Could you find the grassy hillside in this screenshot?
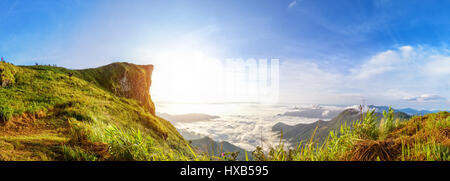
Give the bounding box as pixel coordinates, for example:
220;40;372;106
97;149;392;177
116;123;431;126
273;108;411;145
255;110;449;161
0;61;202;161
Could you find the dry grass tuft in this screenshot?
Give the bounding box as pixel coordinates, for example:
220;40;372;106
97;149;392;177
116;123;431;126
348;140;401;161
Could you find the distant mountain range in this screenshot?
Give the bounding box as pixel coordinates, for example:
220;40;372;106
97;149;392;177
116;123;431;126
272;108;411;146
367;105;440;116
190;137;252;161
276;105;439;120
395;108;438;116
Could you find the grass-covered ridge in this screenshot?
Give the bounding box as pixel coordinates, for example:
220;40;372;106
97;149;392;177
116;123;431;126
0;61;201;161
253;109;449;161
273;108;411;146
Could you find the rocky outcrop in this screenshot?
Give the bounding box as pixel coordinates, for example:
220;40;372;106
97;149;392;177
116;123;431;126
117;64;155;115
77;62;156;115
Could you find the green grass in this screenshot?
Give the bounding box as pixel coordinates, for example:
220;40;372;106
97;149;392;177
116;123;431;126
62;145;99;161
0;133;67;161
252;110;449;161
0;62;199;161
0;62;17;86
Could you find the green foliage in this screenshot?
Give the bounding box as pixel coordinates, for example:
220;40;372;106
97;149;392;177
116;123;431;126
0;134;68;161
0;63;195;161
101;125;203;161
67;119;92;144
251;146;265;161
401;139;450;161
380;107;395;139
254;111;449;161
354;110;379;140
222;151;240;161
425;112;450;130
0;105;14;123
104;125;157;161
0;62;17;87
62;145;98;161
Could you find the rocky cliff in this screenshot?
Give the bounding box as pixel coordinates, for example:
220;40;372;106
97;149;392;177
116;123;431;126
77;62;156;115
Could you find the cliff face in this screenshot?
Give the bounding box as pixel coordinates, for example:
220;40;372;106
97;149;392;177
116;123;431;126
77;62;156;115
115;64;155;115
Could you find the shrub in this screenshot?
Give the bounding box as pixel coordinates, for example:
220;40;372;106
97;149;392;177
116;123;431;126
104;125;161;161
354;110;379;140
0;105;14;123
62;145;98;161
67;119;92;144
381;107;395;138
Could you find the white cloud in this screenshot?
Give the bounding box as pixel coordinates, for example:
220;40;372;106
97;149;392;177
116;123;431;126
402;94;446;102
351;45;450;80
424;55;450;76
351;45;414;79
288;0;297;8
166;103;348;150
281;45;449;109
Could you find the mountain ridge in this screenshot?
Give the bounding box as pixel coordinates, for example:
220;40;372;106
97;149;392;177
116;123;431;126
273;108;411;146
0;61;194;161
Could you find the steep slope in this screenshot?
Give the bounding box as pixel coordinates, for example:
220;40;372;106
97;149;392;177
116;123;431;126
75;62;155;115
273;108;411;146
0;62;193;161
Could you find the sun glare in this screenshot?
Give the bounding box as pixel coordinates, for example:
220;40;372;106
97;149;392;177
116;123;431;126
151;49;225;104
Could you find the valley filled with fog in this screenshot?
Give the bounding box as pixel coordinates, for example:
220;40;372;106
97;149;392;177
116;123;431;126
157;103;355;151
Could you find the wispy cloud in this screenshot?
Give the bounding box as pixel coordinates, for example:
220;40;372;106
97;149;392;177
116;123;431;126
281;45;449;109
351;46;414;79
288;0;297;8
402;94;446;102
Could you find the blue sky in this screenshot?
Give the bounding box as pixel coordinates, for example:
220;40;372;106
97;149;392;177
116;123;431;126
0;0;449;109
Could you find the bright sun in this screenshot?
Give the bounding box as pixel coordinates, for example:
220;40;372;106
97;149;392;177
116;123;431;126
150;49;226;104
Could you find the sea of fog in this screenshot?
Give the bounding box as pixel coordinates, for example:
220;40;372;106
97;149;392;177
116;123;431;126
156;103;357;151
